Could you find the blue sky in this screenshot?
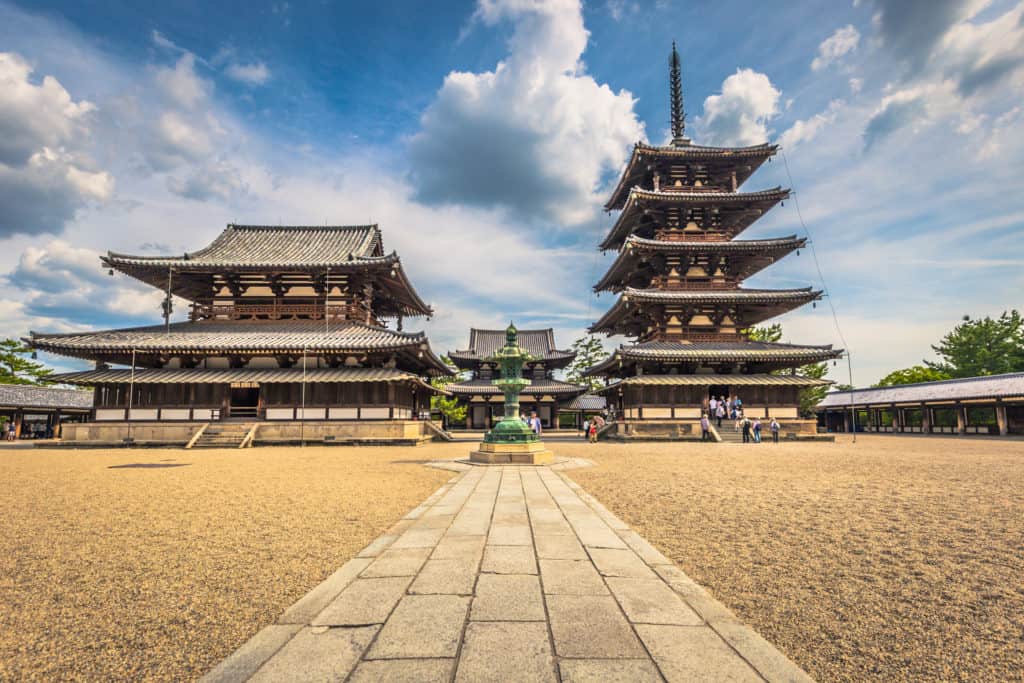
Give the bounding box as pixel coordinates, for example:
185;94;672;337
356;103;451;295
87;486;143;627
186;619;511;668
1;0;1022;384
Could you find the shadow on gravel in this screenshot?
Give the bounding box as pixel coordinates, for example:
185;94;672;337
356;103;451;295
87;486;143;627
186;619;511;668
108;463;192;469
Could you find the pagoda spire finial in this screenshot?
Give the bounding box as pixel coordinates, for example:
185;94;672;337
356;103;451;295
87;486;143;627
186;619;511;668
669;41;688;146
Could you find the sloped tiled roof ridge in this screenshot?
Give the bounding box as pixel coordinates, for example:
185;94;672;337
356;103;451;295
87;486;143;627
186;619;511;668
104;224;387;268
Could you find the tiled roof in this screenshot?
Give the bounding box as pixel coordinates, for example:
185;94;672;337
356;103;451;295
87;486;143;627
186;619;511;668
28;321;452;375
563;394;608;411
48;367;444;393
621;287;819;303
605;142;778;210
449;328;575;368
102;225;434;317
104;224;386;269
594;235;805;292
600;187;790;250
589;287;822;335
0;384;93;410
817;372;1024;408
586;341;842;375
623;235;805;252
596;373;831;394
446;378;586;396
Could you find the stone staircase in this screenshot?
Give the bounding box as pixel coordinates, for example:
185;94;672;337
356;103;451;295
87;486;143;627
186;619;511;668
191;422;255;449
712;423;747;444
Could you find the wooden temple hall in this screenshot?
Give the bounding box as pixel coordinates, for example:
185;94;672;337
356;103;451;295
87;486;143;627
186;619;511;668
28;225;452;446
447;328;585;429
586;45;842;439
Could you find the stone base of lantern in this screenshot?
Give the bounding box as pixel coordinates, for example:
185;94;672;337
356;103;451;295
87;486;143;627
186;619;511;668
470;440;555;464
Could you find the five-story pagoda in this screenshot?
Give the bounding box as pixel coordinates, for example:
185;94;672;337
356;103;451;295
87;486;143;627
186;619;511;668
587;44;842;439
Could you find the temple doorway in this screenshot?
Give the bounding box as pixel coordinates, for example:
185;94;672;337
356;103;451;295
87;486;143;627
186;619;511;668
708;385;730;403
230;386;259;419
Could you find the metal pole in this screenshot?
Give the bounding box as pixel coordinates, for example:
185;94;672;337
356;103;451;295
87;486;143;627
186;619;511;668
126;348;136;444
846;351;856;444
300;348;307;448
166;266;173;334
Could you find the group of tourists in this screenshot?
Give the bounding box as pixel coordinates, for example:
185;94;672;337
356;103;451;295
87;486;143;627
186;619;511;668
581;414;607;443
699;394;782;444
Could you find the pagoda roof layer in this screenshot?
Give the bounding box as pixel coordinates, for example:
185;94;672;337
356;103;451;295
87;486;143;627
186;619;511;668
594;372;831;394
104;224;432;317
586;340;841;376
449;328;575;369
49;367;445;393
446;378;586;396
606;141;779;210
594;235;806;292
600;187;790;251
590;287;822;334
28;320;452;375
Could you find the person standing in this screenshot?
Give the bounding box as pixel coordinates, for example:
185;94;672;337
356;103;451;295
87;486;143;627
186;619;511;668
752;418;762;444
582;418;589;441
700;413;711;442
709;396;718;417
715;402;725;428
741;416;752;443
589;420;598;443
770;417;780;443
529;411;542;435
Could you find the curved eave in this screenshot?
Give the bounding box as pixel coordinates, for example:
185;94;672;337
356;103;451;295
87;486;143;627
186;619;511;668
584;343;842;376
447;350;576;370
588;288;822;334
445;380;586;396
49;367;449;394
604;142;779;211
593;235;807;292
594;373;831;394
599;187;790;251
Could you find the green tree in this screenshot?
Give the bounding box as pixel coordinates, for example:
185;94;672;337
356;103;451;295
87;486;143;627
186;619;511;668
564;335;607;392
430;356;468;427
745;323;783;343
873;365;950;387
745;324;834;417
0;339;53;385
925;310;1024;377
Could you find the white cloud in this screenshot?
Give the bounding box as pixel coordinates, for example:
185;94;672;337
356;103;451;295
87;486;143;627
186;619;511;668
225;61;270;85
408;0;643;225
811;25;861;71
166;157;248;201
0;52;95;166
153;52;210;109
849;77;863;93
695;68;780;146
779;100;844;149
0;52;113;236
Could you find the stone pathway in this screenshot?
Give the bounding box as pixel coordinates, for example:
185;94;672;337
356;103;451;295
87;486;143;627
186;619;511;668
202;466;811;682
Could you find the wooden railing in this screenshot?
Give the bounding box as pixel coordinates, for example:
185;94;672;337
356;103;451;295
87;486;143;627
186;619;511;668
190;302;374;322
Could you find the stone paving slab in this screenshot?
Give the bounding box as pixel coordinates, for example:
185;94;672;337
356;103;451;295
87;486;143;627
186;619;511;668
205;463;813;682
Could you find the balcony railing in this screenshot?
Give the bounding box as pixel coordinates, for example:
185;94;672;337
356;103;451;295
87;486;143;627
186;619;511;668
190;302;374;322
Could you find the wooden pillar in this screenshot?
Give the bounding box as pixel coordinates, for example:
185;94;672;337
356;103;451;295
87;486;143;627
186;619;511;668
921;404;931;434
956;404;966;434
996;404;1008;436
893;404;901;432
13;409;23;439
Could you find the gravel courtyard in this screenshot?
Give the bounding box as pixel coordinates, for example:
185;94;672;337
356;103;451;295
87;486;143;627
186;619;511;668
0;446;450;682
564;435;1024;682
2;437;1021;682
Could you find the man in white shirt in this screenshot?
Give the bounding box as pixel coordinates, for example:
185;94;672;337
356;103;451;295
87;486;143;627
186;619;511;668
529;412;542;435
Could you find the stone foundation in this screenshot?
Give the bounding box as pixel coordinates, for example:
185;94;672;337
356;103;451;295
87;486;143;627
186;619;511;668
603;418;826;442
57;420;438;447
